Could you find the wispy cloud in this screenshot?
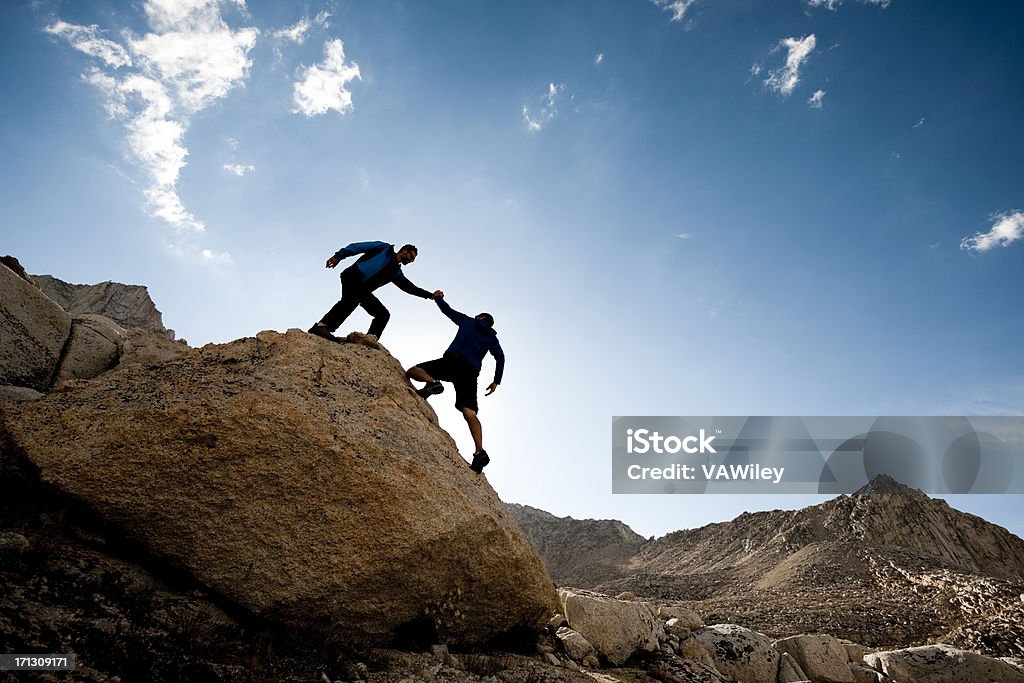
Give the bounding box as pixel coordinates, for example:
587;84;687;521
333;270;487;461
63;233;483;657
763;35;816;97
46;0;259;235
594;53;604;65
201;248;233;264
271;11;330;45
651;0;697;22
914;117;926;128
273;17;311;44
808;89;826;108
523;82;567;132
675;233;692;240
807;0;891;9
44;21;132;68
223;163;255;176
292;38;362;117
960;211;1024;253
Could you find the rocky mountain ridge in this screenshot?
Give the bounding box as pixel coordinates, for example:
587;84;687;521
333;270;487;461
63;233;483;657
508;476;1024;658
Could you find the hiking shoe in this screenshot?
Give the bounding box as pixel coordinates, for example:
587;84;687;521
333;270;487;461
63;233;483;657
307;323;340;342
416;381;444;399
470;450;490;473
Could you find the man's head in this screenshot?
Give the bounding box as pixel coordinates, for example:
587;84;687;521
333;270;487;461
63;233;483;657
397;244;418;265
475;313;494;327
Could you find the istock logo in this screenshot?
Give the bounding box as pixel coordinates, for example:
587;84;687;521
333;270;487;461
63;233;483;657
626;428;717;454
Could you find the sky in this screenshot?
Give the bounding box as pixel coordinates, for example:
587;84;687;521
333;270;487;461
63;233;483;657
3;0;1023;540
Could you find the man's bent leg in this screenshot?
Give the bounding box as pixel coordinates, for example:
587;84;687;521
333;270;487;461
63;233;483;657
318;294;360;333
360;292;391;338
406;366;435;382
460;406;484;454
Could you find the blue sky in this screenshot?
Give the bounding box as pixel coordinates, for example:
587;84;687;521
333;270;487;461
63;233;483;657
3;0;1023;539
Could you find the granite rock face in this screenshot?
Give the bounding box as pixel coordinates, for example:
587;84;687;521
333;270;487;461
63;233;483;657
0;262;71;391
557;589;662;666
693;624;780;683
33;274;175;340
863;644;1024;683
774;634;854;683
53;314;126;383
3;329;558;647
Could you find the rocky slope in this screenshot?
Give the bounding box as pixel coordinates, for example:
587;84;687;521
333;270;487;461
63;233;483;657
511;476;1024;658
506;503;647;586
33;273;175;340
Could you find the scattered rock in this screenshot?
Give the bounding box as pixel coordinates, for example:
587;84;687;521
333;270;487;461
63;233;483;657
0;531;31;556
774;634;854;683
840;639;868;664
548;613;568;630
864;644;1024;683
778;651;809;683
555;627;596;662
661;605;704;630
850;662;889;683
0;385;44;402
558;588;662;666
694;624;780;683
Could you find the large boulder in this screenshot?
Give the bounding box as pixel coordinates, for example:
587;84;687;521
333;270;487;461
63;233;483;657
1;329;558;646
558;589;663;666
774;634;854;683
864;644;1024;683
694;624;780;683
53;314;126;383
32;274;175;340
0;261;71;391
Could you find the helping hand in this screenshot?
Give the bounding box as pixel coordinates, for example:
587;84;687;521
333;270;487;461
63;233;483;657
433;290;444;299
326;256;340;268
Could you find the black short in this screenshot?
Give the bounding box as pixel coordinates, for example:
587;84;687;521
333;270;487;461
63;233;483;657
415;355;480;413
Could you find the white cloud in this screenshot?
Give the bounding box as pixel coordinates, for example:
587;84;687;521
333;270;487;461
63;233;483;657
143;0;246;32
594;53;604;65
764;35;816;97
651;0;697;22
960;211;1024;253
750;63;763;77
128;18;258;113
273;16;311;44
807;0;890;9
223;163;255;176
808;89;826;108
44;21;132;68
523;82;567;133
292;38;362;117
914;117;925;128
201;248;233;264
675;233;692;240
47;0;259;235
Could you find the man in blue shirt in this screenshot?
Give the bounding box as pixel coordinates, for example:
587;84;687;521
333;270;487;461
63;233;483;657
308;241;435;341
406;294;505;474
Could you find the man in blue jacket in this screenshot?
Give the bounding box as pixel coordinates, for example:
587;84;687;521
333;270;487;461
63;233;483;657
406;294;505;474
308;241;435;341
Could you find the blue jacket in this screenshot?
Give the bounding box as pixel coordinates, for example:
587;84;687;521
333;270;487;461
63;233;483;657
334;241;431;297
436;298;505;385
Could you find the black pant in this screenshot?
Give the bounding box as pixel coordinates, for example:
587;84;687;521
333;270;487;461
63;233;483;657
320;268;391;338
